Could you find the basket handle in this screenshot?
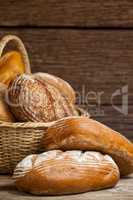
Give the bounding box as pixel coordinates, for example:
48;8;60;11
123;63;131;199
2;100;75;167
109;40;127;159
0;35;31;74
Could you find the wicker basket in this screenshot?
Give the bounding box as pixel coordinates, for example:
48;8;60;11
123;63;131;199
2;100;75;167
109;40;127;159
0;35;89;174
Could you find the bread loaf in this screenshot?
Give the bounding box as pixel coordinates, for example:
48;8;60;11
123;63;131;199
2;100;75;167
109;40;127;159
13;150;119;195
7;74;78;122
43;116;133;176
0;51;25;86
34;72;76;103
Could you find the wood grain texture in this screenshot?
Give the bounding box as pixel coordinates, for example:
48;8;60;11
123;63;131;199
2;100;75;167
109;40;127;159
0;175;133;200
1;0;133;27
0;29;132;105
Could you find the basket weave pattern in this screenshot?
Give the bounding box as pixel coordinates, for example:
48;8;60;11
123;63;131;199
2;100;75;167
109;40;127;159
0;107;89;174
0;35;45;173
0;35;89;174
0;122;48;173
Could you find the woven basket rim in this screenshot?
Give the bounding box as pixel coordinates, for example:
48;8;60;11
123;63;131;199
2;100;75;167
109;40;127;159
0;117;87;129
0;121;52;128
0;116;90;129
0;117;82;129
0;106;89;128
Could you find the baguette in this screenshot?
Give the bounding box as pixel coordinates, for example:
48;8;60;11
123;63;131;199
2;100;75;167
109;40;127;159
43;116;133;176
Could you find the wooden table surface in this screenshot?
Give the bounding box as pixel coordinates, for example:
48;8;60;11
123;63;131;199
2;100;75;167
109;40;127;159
0;175;133;200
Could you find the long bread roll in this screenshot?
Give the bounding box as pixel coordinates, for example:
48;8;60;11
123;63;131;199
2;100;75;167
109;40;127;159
43;116;133;176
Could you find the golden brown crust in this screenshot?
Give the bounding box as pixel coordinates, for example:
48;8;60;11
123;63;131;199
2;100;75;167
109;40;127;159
34;72;76;104
13;150;119;195
43;116;133;176
7;74;77;122
0;51;25;86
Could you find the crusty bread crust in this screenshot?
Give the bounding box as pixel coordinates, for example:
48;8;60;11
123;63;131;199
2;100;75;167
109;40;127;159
13;150;119;195
43;117;133;176
34;72;76;104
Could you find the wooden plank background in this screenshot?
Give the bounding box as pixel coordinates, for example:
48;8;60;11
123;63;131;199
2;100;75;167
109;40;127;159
1;0;133;27
0;1;133;139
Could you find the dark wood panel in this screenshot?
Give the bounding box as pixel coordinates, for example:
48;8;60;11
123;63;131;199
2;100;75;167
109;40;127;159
1;175;133;200
0;29;133;105
0;29;133;104
1;1;133;27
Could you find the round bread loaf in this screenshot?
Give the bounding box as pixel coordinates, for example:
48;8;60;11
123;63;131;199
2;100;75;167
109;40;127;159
7;74;77;122
34;72;76;104
13;150;119;195
43;116;133;176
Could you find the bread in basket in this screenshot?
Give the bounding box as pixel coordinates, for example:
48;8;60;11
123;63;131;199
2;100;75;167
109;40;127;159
0;35;89;174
